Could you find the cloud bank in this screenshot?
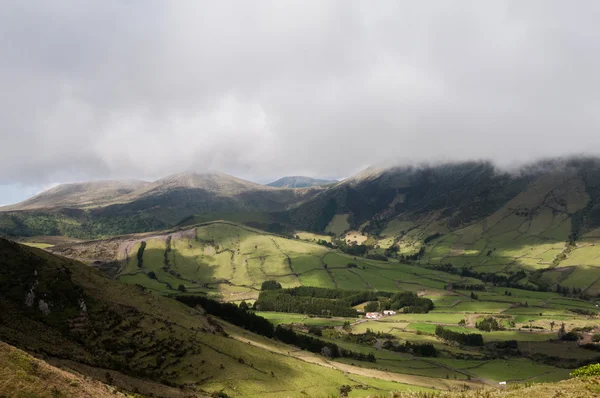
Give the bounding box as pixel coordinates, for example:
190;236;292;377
1;0;600;196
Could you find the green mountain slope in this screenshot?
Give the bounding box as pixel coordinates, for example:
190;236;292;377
0;237;447;397
0;172;324;239
48;221;483;300
278;158;600;295
0;340;140;398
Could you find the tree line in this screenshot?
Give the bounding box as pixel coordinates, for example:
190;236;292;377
136;241;146;268
382;340;438;357
449;283;486;291
430;264;545;292
254;290;359;317
254;287;434;316
275;325;375;362
435;325;484;346
176;295;275;337
476;317;503;332
176;295;375;363
364;291;434;313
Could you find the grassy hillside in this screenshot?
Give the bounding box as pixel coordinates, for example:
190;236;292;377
0;340;140;398
368;377;600;397
49;221;481;300
47;221;600;309
269;158;600;296
5;228;600;396
0;237;459;397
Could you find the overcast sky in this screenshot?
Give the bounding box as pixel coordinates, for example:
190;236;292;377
2;1;600;205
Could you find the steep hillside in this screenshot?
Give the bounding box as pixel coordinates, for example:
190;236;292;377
0;341;138;398
0;180;148;211
101;172;323;226
287;158;600;236
1;237;450;397
285;161;534;233
267;176;337;188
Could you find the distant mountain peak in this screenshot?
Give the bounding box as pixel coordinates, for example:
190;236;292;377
267;176;337;188
0;179;148;211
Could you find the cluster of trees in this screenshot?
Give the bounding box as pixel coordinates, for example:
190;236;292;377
176;295;275;337
476;317;503;332
450;283;485;291
366;253;388;262
275;325;375;362
315;239;334;249
264;286;389;306
317;327;393;345
556;284;587;299
423;233;442;244
136;241;146;268
364;297;434;314
254;290;359;317
375;292;434;313
335;240;368;256
384;245;399;258
568;308;597;316
261;280;282;291
431;264;545;292
254;287;433;316
163;237;172;270
382;340;438;357
435;326;484;346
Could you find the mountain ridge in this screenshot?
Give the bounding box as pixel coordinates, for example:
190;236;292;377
3;157;600;243
267;176;338;188
0;179;149;211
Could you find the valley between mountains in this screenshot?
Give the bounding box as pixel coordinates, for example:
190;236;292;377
3;159;600;397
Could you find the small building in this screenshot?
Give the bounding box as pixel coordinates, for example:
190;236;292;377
365;312;381;319
383;310;396;316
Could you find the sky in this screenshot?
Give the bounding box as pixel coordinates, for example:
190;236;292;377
2;1;600;205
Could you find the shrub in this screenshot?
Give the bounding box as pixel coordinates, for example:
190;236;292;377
136;241;146;268
571;363;600;377
561;331;581;341
339;385;352;397
476;317;503;332
364;301;379;312
365;253;388;262
261;280;282;290
592;333;600;343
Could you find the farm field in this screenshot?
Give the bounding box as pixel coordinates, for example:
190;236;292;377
36;220;600;395
87;221;495;301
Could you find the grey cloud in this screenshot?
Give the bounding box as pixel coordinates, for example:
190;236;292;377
1;0;600;194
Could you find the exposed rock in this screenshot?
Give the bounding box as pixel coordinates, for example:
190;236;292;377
38;299;50;315
24;289;35;307
78;298;87;313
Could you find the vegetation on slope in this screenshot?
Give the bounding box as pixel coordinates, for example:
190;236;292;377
0;341;140;398
0;237;445;397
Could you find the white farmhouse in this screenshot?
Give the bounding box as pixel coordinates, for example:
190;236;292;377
383;310;396;316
